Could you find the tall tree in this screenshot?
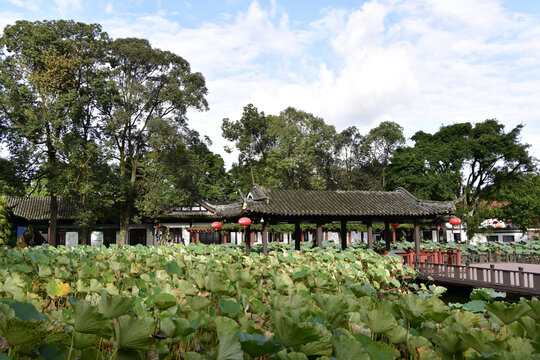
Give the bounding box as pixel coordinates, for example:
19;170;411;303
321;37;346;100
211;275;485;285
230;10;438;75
102;37;208;244
0;20;109;245
364;121;405;190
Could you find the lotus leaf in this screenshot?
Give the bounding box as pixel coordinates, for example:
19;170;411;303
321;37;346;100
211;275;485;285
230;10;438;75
100;292;133;319
217;334;243;360
484;302;529;325
5;301;45;321
152;293;177;310
330;335;369;360
45;279;70;298
431;327;467;354
365;310;397;334
219;300;243;318
237;331;281;357
271;311;320;348
72;300;113;338
113;315;153;351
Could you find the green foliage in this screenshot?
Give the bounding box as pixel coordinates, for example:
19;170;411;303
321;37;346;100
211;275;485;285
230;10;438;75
0;197;11;245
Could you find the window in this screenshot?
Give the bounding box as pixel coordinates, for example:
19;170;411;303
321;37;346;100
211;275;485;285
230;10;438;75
453;233;461;243
503;235;515;243
488;235;499;242
423;230;433;240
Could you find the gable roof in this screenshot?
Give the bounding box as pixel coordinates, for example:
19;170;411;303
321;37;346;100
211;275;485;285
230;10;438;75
4;196;77;221
205;185;455;219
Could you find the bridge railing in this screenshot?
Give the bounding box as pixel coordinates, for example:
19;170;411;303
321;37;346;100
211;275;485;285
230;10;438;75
391;249;462;269
464;252;540;265
415;261;540;296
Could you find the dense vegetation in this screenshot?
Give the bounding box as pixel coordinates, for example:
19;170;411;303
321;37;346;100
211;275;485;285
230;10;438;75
0;245;539;359
0;19;538;244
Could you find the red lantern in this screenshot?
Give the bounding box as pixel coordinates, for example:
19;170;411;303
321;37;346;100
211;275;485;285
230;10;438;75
437;225;441;231
390;223;400;228
211;221;222;230
449;218;461;226
157;223;162;228
492;220;498;224
238;217;252;227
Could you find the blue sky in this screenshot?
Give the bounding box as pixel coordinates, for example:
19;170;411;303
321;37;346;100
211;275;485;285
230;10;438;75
2;0;540;166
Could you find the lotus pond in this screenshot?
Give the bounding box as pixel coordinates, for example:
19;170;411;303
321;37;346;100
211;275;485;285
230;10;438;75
0;244;539;359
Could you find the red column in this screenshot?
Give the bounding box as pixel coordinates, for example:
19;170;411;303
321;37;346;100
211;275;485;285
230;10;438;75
250;232;254;245
196;232;199;244
223;233;227;244
276;233;280;243
349;232;352;244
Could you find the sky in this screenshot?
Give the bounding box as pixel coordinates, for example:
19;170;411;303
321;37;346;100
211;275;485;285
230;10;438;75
2;0;540;167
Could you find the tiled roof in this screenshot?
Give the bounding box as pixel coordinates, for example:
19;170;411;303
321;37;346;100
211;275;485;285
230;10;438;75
4;196;77;221
210;185;455;219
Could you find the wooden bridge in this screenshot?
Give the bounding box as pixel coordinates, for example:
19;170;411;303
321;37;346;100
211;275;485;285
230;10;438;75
393;249;540;296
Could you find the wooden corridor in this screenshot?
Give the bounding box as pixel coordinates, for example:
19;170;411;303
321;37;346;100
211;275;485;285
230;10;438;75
395;250;540;296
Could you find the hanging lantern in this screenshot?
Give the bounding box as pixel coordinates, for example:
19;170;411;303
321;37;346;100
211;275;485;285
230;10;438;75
211;221;222;230
390;223;400;228
157;223;162;228
238;217;252;227
437;225;441;231
449;218;461;226
492;220;498;224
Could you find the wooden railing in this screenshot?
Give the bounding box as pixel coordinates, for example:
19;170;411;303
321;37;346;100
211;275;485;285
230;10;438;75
415;261;540;296
464;252;540;265
391;249;462;269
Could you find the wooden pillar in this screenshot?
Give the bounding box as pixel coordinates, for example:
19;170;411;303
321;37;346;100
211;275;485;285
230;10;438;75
294;223;301;250
245;227;251;255
250;232;254;245
301;232;305;243
414;220;421;253
276;233;280;243
348;232;352;244
325;231;328;240
340;220;347;250
316;223;323;248
384;222;391;251
223;232;227;244
262;222;268;255
392;229;396;243
196;232;199;244
367;222;373;249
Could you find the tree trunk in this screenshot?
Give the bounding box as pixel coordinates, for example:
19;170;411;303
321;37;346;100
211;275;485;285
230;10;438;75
118;206;130;245
49;193;58;246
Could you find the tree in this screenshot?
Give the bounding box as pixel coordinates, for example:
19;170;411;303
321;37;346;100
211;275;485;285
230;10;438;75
364;121;405;190
388;119;535;235
222;104;272;187
102;37;208;244
223;105;337;191
332;126;364;190
0;20;110;245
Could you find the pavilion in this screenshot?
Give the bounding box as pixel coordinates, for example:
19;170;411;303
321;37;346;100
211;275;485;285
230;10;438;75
202;185;456;254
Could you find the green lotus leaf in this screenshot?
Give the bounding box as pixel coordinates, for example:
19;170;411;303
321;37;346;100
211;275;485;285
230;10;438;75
274;274;293;293
459;300;485;313
113;315;153;351
349;283;376;298
160;316;198;338
384;325;408;344
72;300;113;338
249;299;268;314
237;331;281;357
271;311;319;348
0;353;12;360
431;327;466;354
330;335;369;360
100;292;133;319
298;338;333;357
217;334;243;360
182;352;202;360
485;302;528;325
166;262;183;277
187;296;211;311
470;288;506;302
365;310;397;334
212;316;240;336
176;280;197;296
219;300;243;318
46;279;70;298
526;300;540;321
152;293;177;310
71;331;100;349
365;341;400;360
273;350;309;360
517;316;539;339
6;301;45;322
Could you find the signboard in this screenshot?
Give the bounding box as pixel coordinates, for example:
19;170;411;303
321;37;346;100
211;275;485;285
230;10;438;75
65;232;78;249
91;231;104;248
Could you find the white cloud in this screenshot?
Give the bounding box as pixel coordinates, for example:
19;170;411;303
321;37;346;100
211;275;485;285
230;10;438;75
100;0;540;166
5;0;39;10
54;0;81;15
105;3;114;14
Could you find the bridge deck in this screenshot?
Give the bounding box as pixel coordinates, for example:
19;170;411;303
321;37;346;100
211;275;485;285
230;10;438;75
414;261;540;296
